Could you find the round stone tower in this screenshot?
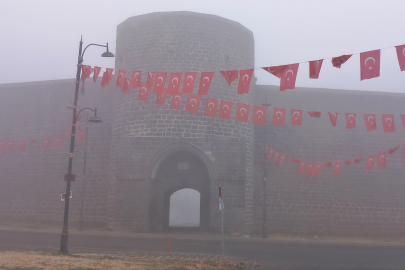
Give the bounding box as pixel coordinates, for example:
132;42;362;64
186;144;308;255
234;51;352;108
107;11;255;233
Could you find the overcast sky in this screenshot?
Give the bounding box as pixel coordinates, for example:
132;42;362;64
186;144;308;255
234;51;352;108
1;0;405;92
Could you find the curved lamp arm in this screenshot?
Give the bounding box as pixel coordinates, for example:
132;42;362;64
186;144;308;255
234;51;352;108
81;43;108;58
77;107;96;116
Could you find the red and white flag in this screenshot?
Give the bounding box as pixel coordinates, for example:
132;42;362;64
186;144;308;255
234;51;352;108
363;114;377;131
309;60;323;79
280;64;299;91
0;141;4;151
156;89;167;106
198;72;215;95
5;140;14;151
153;72;167;94
366;155;375;170
354;158;363;164
17;140;26;150
204;97;219;118
42;138;49;149
116;69;126;87
122;78;131;94
138;83;151;102
360;50;380;80
272;151;280;163
253;105;267;125
182;72;197;93
235;103;250;123
314;162;323;176
237;69;254;94
306;162;315;175
289;157;299;164
131;71;141;88
81;65;93;80
332;55;352;68
262;65;287;78
298;160;306;174
328;112;338;127
378;151;387;168
185;94;201;114
146;72;156;89
333;161;342;176
388;146;400;154
267;148;274;160
93;66;101;83
308;111;321;118
291;110;303;126
278;154;286;166
272;108;286;126
346;113;356;129
395;44;405;71
170;94;183;110
345;160;353;165
167;72;182;95
101;68;114;88
382;114;395;133
218;100;233;120
220;70;238;86
53;137;62;148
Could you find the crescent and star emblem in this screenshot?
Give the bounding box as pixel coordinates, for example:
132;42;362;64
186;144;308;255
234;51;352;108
140;87;147;95
186;75;194;86
256;110;263;118
267;67;276;73
276;111;283;119
190;99;197;107
134;73;139;81
223;105;229;112
174;95;181;103
172;77;179;85
293;111;300;119
242;74;249;84
157;76;164;86
380;155;385;161
368;116;374;123
365;57;376;70
208;102;215;110
348;114;355;123
240;108;246;115
368;158;373;165
385;117;393;126
285;69;294;81
202;76;210;87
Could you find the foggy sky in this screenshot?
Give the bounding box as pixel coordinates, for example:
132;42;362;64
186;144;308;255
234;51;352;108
1;0;405;92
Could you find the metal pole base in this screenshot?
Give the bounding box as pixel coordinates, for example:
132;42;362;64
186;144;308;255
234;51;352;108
59;229;69;254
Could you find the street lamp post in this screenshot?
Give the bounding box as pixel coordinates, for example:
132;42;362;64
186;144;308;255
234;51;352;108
78;113;89;231
59;37;113;254
262;100;271;239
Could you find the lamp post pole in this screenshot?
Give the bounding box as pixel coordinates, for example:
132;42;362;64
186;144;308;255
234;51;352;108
78;113;89;231
262;100;271;239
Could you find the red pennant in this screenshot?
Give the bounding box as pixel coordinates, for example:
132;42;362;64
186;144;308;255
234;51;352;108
278;154;286;166
363;114;377;131
185;94;201;114
346;113;356;129
81;65;93;80
138;83;151;102
31;139;38;143
153;72;167;94
167;72;182;95
198;72;215;95
17;140;26;150
289;157;299;164
220;70;238;86
325;162;332;168
267;148;274;160
235;103;250;123
237;69;254;94
42;138;50;149
280;64;299;91
131;71;141;88
332;55;352;68
204;97;219;118
170;94;183;110
272;108;286;126
308;111;321;118
309;60;323;79
378;151;387;168
272;152;280;163
218;100;233;120
0;141;4;151
116;69;126;87
395;44;405;71
291;110;303;126
100;71;108;88
328;112;338;127
253;105;267;125
354;158;363;164
388;146;400;154
333;161;342;176
93;66;101;83
146;72;156;89
306;162;315;175
53;137;62;148
182;72;197;93
298;160;306;174
156;89;167;106
314;162;323;176
366;155;375;170
5;140;14;151
101;68;114;88
344;160;352;165
360;50;380;80
122;78;131;94
262;65;287;78
382;114;395;133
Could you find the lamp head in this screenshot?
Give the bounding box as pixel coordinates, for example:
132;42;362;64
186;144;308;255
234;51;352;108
101;43;114;58
88;108;102;123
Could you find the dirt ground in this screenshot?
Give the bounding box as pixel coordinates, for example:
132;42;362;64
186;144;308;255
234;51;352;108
0;251;249;270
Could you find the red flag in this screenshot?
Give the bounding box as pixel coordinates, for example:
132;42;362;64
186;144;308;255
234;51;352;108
78;130;85;142
42;138;49;149
272;151;280;163
272;108;286;126
262;65;287;78
116;69;126;87
346;113;356;129
382;114;395;133
289;157;299;164
400;115;405;129
307;111;321;118
345;160;353;165
183;72;197;93
306;162;315;175
235;103;250;123
253;105;267;125
185;94;201;114
170;94;183;110
17;140;26;150
278;154;286;166
101;68;114;88
138;83;151;102
280;64;299;91
146;72;156;89
291;110;303;126
153;72;167;94
378;151;387;168
0;141;4;151
5;140;14;151
363;114;377;131
237;69;254;94
198;72;215;95
360;50;380;80
395;44;405;71
220;70;238;86
122;78;131;94
204;97;219;118
333;161;342;176
298;160;306;174
156;89;167;106
366;155;375;171
131;71;141;88
81;65;93;80
167;72;182;95
328;112;338;127
325;162;333;168
53;137;62;148
309;60;323;79
218;100;233;120
93;66;101;83
267;148;274;160
354;158;363;164
314;162;323;176
388;146;400;154
332;54;352;68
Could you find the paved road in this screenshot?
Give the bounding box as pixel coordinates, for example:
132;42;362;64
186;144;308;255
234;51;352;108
1;229;405;269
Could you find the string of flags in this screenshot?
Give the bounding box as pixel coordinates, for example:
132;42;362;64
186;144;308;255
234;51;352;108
0;136;69;151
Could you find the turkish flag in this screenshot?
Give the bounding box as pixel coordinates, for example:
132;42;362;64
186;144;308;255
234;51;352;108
308;111;321;118
253;105;267;125
53;137;62;148
354;158;363;164
204;97;219;118
309;60;323;79
0;141;4;151
325;162;333;168
235;103;250;123
267;148;274;160
360;50;380;80
5;140;14;151
382;114;395;133
81;65;93;80
122;78;131;94
198;72;215;95
93;66;101;83
17;140;26;150
366;155;375;171
291;110;303;126
153;72;167;94
346;113;356;129
170;94;183;110
220;70;238;86
278;154;286;166
156;89;167;106
237;69;254;94
218;100;233;120
185;94;201;114
328;112;338;127
42;138;49;149
182;72;197;93
272;108;286;126
289;157;299;164
363;114;377;131
314;162;323;176
298;160;306;174
388;146;400;154
395;44;405;71
280;64;299;91
400;115;405;129
378;151;387;168
306;162;315;175
116;69;126;87
131;71;141;88
138;83;151;102
333;162;342;176
344;160;353;165
332;55;352;68
272;151;280;163
167;72;182;95
262;65;287;78
146;72;156;89
101;68;114;88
